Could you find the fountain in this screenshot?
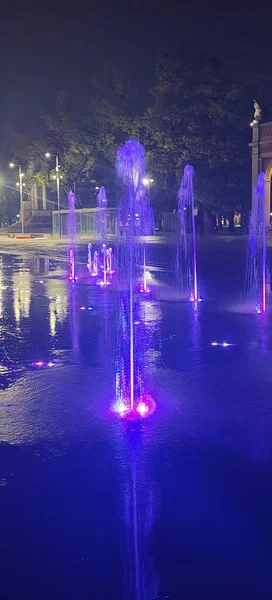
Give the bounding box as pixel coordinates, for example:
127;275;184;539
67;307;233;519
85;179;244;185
85;187;114;285
87;243;92;273
176;165;201;302
114;139;155;416
96;243;111;287
106;247;114;274
92;251;99;276
68;191;77;281
246;171;268;313
96;185;108;243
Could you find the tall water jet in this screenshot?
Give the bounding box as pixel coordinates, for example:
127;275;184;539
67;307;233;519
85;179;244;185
92;251;99;276
87;243;92;273
96;186;108;243
177;165;200;302
106;247;113;273
68;191;77;281
116;141;155;291
97;243;111;287
115;139;155;415
246;172;267;313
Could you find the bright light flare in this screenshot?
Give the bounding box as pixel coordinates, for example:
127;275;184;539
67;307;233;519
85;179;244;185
211;341;232;348
137;402;149;416
96;280;111;287
190;294;203;302
33;360;56;368
112;394;156;420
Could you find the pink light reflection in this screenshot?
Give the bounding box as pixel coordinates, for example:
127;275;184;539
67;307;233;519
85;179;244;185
112;394;156;420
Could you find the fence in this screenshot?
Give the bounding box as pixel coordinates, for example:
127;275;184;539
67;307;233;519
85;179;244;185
52;208;116;236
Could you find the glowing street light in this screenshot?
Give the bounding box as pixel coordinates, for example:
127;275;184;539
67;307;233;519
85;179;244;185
10;163;25;233
142;176;154;199
45;152;61;237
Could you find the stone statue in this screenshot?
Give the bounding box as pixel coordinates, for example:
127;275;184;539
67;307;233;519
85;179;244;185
253;99;262;121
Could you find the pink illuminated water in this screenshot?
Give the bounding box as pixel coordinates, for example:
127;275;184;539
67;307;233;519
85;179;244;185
68;191;76;281
115;140;155;416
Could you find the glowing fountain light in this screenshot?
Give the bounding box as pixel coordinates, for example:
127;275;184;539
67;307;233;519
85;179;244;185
33;361;55;368
137;401;149;416
211;341;233;347
113;394;156;420
246;172;267;313
177;165;201;302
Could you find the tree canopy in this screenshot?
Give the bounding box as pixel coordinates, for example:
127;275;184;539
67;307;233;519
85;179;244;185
9;53;269;217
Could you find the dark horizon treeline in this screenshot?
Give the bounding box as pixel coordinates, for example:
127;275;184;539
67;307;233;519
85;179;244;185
2;49;272;224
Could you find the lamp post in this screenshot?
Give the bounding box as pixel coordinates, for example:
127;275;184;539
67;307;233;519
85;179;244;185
142;176;154;200
10;163;24;234
45;153;61;238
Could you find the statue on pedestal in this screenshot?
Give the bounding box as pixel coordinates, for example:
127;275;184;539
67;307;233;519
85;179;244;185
253;99;262;124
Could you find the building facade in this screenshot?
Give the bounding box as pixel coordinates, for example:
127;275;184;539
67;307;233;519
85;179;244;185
250;120;272;225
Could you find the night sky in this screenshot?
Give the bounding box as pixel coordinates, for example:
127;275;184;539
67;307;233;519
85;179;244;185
1;0;272;146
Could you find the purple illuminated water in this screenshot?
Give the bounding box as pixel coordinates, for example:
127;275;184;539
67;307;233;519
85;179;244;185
87;243;92;273
177;165;199;301
246;172;267;313
92;250;99;276
68;191;76;281
115;140;155;415
96;185;108;243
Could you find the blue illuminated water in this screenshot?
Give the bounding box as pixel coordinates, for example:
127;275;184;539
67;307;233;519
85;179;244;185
0;237;272;599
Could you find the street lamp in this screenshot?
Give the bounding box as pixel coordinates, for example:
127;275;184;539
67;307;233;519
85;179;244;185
10;163;24;234
142;176;154;199
45;152;61;237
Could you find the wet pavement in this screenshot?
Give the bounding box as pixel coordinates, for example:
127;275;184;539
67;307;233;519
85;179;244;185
1;238;272;599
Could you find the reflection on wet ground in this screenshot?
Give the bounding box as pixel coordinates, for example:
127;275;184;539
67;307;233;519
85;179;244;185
1;239;272;599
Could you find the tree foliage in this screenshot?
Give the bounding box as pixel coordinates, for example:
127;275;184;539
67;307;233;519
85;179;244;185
10;53;268;218
140;52;252;214
0;193;19;226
